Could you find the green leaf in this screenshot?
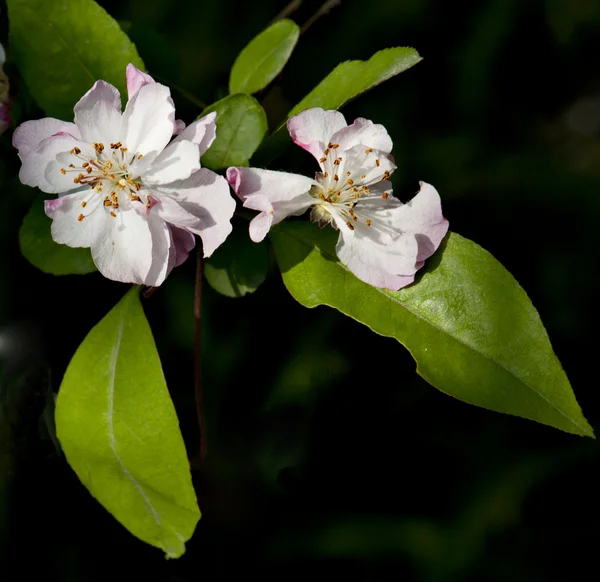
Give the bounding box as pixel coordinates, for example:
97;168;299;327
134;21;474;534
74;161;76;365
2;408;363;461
199;94;268;170
254;46;422;164
7;0;144;119
204;224;270;298
55;288;200;558
270;222;593;437
19;195;97;275
229;18;300;95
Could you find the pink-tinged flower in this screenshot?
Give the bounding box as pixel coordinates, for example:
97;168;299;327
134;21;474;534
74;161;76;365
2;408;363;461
13;64;235;286
227;108;448;290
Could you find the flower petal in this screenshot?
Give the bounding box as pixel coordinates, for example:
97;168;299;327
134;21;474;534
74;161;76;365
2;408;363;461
171;111;217;156
73;80;122;145
13;118;81;160
43;140;98;193
46;191;108;248
151;168;235;256
122;82;175;156
287;108;347;162
336;227;419;290
173;119;186;135
142;140;200;185
227;166;315;241
23;134;93;193
168;225;196;268
339;144;396;187
249;213;274;243
330;117;393;154
396;181;449;263
125;63;155;99
91;207;171;286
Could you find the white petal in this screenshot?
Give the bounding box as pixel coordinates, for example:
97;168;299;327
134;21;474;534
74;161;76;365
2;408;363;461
249;213;273;243
336;228;419;290
13;118;80;159
340;144;396;186
126;64;155;99
330;117;393;154
46;191;108;248
43;141;98;193
122;82;175;156
73;81;122;145
151;168;235;257
227;166;315;239
395;181;449;262
91;207;171;286
142;140;200;185
171;111;217;156
287;108;347;162
22;135;93;193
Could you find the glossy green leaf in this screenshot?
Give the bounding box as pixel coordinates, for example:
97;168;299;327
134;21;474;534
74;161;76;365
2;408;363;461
270;222;593;437
229;18;300;95
7;0;144;119
199;94;268;170
55;288;200;558
254;46;422;164
205;225;270;298
19;195;97;275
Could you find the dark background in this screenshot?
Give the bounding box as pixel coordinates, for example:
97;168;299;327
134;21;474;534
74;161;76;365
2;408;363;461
1;0;600;579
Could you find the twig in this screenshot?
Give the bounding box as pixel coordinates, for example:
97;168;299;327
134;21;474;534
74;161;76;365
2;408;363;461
271;0;304;24
194;250;207;462
301;0;342;34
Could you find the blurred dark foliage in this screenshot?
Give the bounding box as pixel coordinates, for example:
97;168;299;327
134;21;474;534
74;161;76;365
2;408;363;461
1;0;600;579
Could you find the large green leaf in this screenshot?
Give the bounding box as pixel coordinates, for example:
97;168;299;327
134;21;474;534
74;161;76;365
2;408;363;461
254;46;422;164
19;195;97;275
7;0;144;119
270;222;593;437
55;287;200;558
229;18;300;95
204;224;270;298
200;94;268;170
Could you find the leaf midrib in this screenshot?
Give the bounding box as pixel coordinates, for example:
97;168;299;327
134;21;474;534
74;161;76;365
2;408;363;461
277;227;589;434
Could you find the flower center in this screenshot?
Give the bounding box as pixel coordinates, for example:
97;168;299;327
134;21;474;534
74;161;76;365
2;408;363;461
60;142;148;221
310;142;389;231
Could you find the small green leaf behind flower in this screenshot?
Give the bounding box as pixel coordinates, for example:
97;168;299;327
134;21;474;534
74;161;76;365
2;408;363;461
55;287;200;558
229;18;300;95
270;221;594;438
199;94;268;170
20;195;97;275
254;46;422;164
205;224;270;298
6;0;144;119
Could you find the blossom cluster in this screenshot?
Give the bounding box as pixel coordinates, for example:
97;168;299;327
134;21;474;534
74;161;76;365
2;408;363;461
13;65;448;291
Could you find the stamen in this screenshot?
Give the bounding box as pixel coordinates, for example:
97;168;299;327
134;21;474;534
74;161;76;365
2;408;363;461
382;192;389;200
346;221;355;231
366;219;372;226
110;211;117;218
319;157;327;163
347;178;354;185
81;201;87;208
77;214;85;222
382;170;390;180
375;159;381;167
365;148;373;154
60;168;66;175
334;174;339;181
93;143;104;154
110;142;122;149
70;147;81;155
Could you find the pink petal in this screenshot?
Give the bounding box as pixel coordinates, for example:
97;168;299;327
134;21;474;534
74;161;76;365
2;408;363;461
396;182;449;262
249;213;274;243
45;191;108;248
91;207;171;286
330;117;393;154
168;225;196;268
286;108;347;162
151;168;235;257
13;118;80;159
173;119;186;135
122;82;175;156
73;81;122;145
227;166;316;241
171;111;217;156
142;140;200;185
126;64;155;99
